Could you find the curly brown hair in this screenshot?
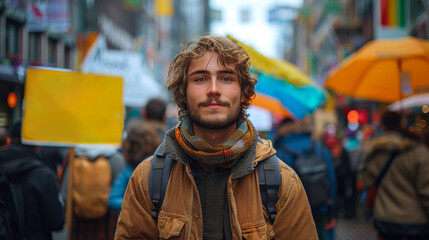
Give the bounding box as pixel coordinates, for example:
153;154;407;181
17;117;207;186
122;121;161;163
166;35;257;120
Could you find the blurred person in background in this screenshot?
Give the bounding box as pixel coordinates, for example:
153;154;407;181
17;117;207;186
109;121;161;211
274;117;336;240
358;111;429;240
38;146;65;180
115;35;317;239
0;127;9;151
422;127;429;149
323;127;355;219
0;121;64;239
142;98;168;140
61;145;125;240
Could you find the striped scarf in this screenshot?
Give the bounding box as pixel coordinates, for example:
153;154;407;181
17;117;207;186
175;116;253;165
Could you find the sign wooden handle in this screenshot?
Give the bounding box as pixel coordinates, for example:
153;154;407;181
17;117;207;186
66;147;75;230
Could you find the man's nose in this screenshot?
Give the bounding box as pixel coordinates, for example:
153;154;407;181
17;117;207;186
207;78;221;97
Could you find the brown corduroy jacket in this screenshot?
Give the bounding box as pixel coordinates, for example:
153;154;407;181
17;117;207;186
114;133;317;239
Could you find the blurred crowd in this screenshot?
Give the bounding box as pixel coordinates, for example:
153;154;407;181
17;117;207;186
1;98;429;240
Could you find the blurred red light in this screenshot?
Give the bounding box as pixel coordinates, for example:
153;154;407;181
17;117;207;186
347;110;359;124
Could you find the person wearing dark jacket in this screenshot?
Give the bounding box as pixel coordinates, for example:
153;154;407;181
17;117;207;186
0;122;65;240
274;117;337;240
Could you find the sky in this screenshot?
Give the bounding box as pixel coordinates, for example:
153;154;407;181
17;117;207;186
210;0;303;58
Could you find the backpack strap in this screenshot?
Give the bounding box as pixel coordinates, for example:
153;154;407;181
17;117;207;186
375;149;400;187
149;141;174;219
257;154;281;224
149;138;282;224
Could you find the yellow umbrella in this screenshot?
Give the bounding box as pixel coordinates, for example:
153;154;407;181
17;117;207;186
227;35;313;87
325;36;429;103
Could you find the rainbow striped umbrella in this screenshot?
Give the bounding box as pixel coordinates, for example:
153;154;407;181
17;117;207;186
228;36;327;120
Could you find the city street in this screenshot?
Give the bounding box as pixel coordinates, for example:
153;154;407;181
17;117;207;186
336;218;377;240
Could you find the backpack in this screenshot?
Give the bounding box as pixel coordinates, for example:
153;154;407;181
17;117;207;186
0;158;44;240
149;141;281;223
278;141;332;209
72;156;111;219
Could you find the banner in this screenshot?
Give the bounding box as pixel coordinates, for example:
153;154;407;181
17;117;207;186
76;32;99;70
22;67;124;146
81;35;165;107
48;0;69;32
27;1;48;32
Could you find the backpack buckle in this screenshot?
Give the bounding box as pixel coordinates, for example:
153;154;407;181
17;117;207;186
151;209;160;219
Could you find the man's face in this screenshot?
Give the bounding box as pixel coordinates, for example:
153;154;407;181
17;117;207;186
186;51;244;129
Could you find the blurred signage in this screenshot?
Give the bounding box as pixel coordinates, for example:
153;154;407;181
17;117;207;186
122;0;143;10
81;35;164;107
380;0;405;28
27;1;48;32
48;0;70;33
210;9;222;22
98;15;135;50
269;6;298;23
22;67;124;146
324;0;341;14
5;0;25;8
374;0;408;39
76;32;99;70
154;0;174;17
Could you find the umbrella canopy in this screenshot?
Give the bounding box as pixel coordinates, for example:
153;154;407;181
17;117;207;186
325;36;429;103
388;93;429;111
228;35;327;120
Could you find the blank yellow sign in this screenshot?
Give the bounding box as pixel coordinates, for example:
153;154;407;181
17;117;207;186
22;67;124;146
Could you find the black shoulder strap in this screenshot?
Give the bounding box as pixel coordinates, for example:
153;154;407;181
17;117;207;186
257;154;281;224
9;179;25;236
375;149;400;186
149;138;282;223
149;141;174;219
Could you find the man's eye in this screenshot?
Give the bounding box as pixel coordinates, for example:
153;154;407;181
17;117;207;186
195;77;206;82
221;77;233;82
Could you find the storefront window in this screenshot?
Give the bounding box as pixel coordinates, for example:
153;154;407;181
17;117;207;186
64;45;73;69
5;18;23;64
48;38;58;66
29;32;43;66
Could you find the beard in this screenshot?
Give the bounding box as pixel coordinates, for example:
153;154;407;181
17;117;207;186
188;98;241;130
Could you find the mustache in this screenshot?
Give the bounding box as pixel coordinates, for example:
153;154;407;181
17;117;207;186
198;98;229;107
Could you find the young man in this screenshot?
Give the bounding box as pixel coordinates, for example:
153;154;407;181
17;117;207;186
115;35;317;239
